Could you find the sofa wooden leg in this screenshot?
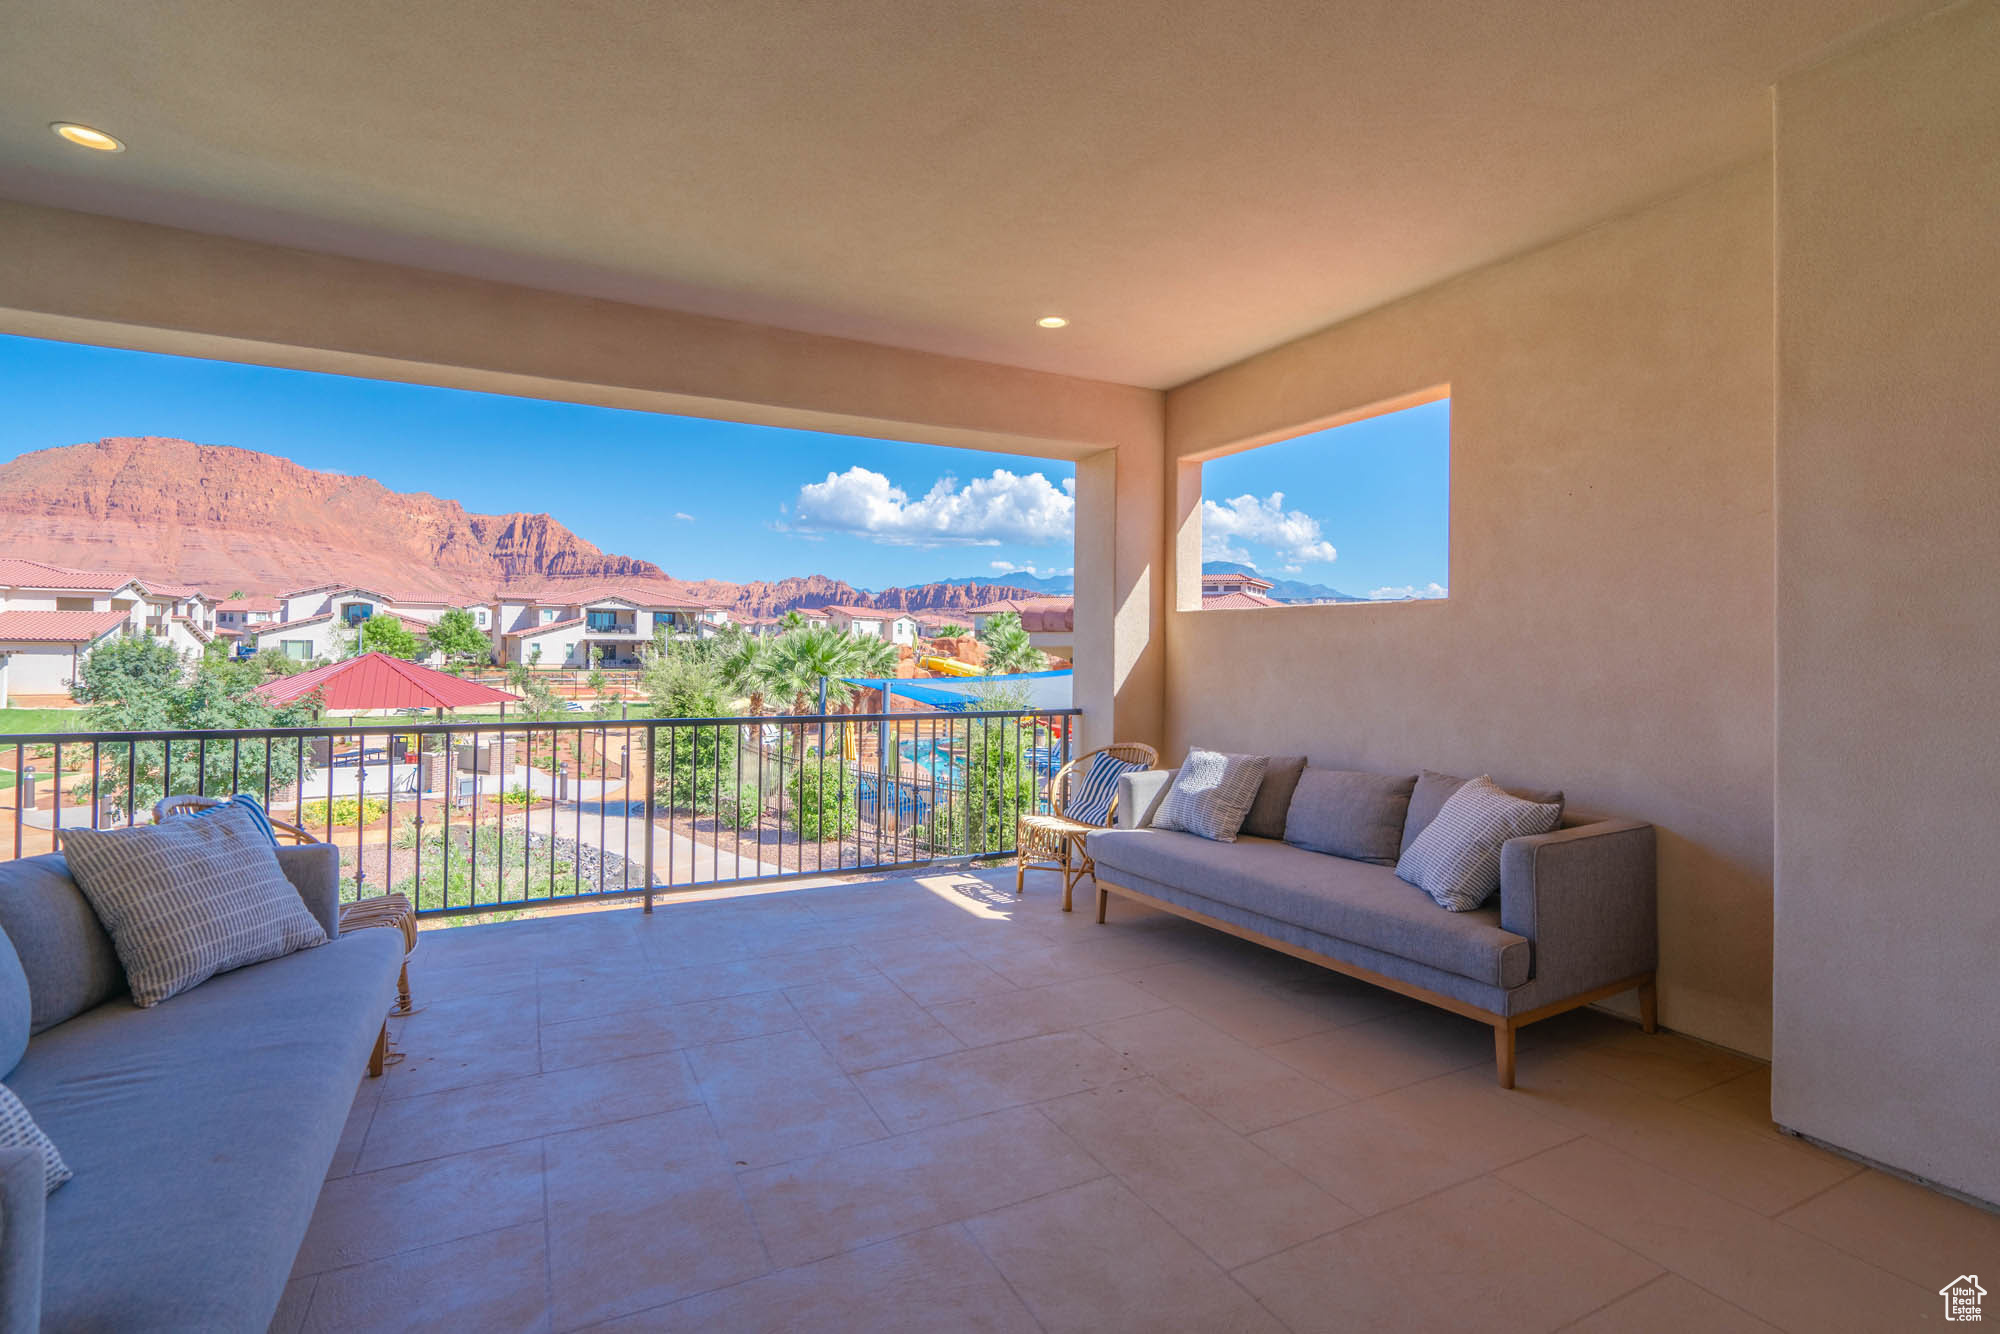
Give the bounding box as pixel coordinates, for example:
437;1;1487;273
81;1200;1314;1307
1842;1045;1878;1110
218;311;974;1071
369;1022;387;1078
1095;884;1108;925
1493;1023;1516;1089
1638;977;1658;1034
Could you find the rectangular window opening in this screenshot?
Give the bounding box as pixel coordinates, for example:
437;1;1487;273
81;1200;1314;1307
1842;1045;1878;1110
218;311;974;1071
1194;393;1448;610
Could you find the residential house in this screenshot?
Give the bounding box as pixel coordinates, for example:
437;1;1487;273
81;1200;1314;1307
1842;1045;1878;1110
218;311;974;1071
0;560;216;700
489;588;726;667
821;605;919;645
254;584;488;661
212;594;285;646
964;596;1075;658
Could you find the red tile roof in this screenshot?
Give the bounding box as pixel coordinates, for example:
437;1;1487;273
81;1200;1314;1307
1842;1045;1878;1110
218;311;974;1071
0;559;140;592
0;609;132;643
254;653;520;711
820;605;892;619
510;616;584;638
221;595;285;613
1201;590;1284;609
1201;571;1276;591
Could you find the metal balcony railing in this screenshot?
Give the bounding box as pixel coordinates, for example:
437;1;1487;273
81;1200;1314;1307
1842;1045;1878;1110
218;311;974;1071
1;708;1080;918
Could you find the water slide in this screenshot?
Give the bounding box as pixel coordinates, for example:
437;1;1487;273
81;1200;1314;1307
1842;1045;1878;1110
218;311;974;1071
918;654;982;676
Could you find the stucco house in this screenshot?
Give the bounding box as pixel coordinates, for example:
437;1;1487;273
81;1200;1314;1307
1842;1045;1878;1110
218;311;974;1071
490;588;727;667
820;604;919;645
0;560;217;701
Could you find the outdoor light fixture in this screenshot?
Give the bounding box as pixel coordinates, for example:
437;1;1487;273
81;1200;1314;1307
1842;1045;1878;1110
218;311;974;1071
51;123;124;152
1036;316;1068;328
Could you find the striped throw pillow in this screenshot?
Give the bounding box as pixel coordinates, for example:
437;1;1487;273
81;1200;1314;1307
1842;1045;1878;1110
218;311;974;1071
0;1080;71;1195
58;802;328;1007
1395;775;1562;911
1152;749;1268;842
185;792;279;846
1064;752;1146;826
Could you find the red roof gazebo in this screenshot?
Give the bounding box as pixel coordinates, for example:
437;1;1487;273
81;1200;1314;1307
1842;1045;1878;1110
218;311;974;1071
254;652;520;714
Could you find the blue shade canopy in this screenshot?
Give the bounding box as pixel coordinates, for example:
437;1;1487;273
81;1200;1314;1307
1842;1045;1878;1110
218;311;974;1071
845;669;1072;712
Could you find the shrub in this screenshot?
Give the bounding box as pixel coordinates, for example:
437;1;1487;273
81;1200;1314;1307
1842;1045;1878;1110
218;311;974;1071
786;749;857;842
299;795;389;828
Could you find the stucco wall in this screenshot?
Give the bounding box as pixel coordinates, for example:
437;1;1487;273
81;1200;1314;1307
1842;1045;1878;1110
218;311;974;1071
1771;1;2000;1204
1164;164;1778;1056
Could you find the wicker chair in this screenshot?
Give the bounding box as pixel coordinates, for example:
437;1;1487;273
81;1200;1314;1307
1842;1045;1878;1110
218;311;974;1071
1015;742;1159;912
152;794;420;1034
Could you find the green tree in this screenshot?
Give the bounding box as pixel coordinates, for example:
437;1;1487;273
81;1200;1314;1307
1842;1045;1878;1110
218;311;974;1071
71;637;318;818
424;608;492;665
252;648;303;678
846;635;899;681
977;611;1048;675
918;686;1036;855
777;609;808;633
717;632;772;714
931;622;970;640
643;646;754;824
358;614;424;660
761;624;861;716
785;740;857;841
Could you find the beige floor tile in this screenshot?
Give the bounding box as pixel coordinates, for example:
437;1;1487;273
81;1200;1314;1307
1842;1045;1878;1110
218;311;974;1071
382;992;544;1099
544;1105;770;1329
1264;1006;1494;1099
539;990;801;1072
1122;959;1398;1048
1092;1006;1346;1133
1251;1069;1577;1216
928;974;1167;1047
784;974;964;1072
740;1104;1103;1267
965;1177;1287;1334
1042;1078;1358;1267
602;1224;1042;1333
1562;1029;1761;1100
269;1276;315;1334
325;1083;379;1178
1562;1274;1781;1333
1778;1167;2000;1288
360;1051;701;1170
1237;1175;1659;1334
1679;1064;1776;1128
870;941;1020;1006
301;1220;550;1334
657;944;877;1004
686;1028;887;1167
297;1139;545;1275
1497;1137;1931;1333
853;1030;1138;1132
536;962;665;1026
1464;1054;1858;1215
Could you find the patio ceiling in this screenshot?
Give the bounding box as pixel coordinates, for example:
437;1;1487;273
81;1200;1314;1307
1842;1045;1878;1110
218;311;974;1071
0;0;1938;388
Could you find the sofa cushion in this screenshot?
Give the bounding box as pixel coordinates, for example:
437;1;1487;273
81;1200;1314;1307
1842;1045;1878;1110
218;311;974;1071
0;1082;69;1195
0;926;27;1079
1152;749;1268;842
1088;827;1530;988
59;804;328;1007
1240;756;1306;841
7;926;403;1333
1065;751;1147;826
1398;776;1563;911
1283;769;1417;865
0;855;125;1035
1401;770;1565;856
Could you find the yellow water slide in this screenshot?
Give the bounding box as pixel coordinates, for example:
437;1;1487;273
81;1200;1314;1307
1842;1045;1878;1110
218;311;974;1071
918;655;982;677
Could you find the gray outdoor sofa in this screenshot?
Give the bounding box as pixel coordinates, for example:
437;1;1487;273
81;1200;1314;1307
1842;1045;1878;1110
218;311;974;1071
1086;767;1657;1086
0;844;403;1333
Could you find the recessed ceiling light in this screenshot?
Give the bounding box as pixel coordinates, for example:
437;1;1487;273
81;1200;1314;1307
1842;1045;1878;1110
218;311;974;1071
52;123;124;152
1036;316;1068;329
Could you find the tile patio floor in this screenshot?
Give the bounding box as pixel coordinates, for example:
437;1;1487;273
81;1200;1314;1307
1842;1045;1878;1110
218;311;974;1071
277;868;1995;1332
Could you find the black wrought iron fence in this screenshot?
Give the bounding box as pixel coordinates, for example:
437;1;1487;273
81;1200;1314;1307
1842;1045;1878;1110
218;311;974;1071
1;708;1079;918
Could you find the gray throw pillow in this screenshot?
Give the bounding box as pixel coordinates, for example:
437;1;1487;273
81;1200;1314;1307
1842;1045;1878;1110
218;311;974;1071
1400;770;1565;856
1283;769;1418;865
1152;749;1268;843
1396;775;1563;911
58;804;328;1007
0;1081;70;1195
1240;756;1307;840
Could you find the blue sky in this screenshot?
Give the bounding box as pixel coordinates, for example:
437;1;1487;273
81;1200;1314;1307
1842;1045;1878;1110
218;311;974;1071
0;334;1446;596
1201;398;1450;598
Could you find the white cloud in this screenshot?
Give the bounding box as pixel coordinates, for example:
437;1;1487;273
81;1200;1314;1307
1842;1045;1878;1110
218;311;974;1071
1201;492;1336;566
672;512;694;522
990;560;1073;578
1366;583;1448;601
793;467;1075;547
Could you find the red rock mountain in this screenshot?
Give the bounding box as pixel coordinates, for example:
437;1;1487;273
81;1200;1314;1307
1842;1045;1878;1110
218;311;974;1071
0;437;1042;616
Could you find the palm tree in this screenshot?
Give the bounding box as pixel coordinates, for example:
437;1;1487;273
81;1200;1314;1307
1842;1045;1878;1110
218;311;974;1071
777;609;809;633
762;625;860;716
847;636;899;681
718;634;772;714
977;611;1048;676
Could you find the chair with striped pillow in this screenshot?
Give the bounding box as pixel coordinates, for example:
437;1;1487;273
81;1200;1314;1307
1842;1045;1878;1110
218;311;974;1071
1015;742;1158;912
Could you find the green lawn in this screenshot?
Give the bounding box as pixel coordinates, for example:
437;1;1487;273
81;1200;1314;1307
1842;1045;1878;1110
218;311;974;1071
0;707;81;738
